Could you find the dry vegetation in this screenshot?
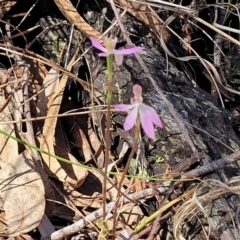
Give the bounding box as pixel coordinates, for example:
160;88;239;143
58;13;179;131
1;0;240;239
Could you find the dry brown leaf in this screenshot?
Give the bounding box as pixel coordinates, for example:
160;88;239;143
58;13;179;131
0;70;55;217
0;151;45;237
40;54;88;188
119;203;145;228
54;146;88;188
54;0;102;41
87;119;104;166
114;174;131;188
65;170;119;207
15;234;35;240
74;118;104;165
0;0;17;19
0;93;18;161
132;178;146;191
65;182;102;209
0;204;7;235
43;68;60;99
36;68;60;118
76;127;93;162
40;73;71;180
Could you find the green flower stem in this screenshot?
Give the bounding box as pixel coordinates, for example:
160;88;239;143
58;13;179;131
112;114;141;234
107;54;113;81
102;54;113;220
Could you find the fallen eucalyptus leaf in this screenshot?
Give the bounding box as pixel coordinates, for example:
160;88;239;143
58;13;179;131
0;151;45;236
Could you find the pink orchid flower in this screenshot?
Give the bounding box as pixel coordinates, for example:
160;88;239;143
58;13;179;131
90;37;144;65
115;85;163;139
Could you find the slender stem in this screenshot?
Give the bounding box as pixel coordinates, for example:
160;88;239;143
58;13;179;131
112;115;141;234
102;54;113;220
107;54;113;80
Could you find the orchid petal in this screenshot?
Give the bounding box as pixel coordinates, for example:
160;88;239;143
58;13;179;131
98;52;109;57
141;104;162;127
139;107;155;139
124;106;139;131
149;107;163;128
115;104;134;111
114;54;123;65
90;38;107;53
114;47;144;55
139;104;162;139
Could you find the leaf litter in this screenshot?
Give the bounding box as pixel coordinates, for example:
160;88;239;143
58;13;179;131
1;0;240;239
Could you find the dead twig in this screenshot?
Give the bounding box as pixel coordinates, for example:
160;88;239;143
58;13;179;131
50;180;171;239
182;151;240;179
